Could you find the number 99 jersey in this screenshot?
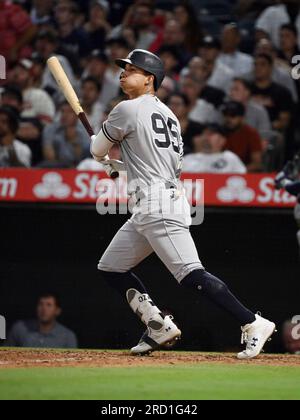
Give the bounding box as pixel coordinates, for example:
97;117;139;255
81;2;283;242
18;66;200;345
102;94;184;193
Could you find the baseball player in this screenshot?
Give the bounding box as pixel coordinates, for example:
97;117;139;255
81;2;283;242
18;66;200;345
91;49;276;359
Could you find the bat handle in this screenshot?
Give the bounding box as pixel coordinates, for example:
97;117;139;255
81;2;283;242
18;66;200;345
78;112;119;179
78;112;94;137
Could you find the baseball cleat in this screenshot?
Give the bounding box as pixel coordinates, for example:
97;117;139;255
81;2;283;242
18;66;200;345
130;315;182;355
237;314;276;360
126;288;181;355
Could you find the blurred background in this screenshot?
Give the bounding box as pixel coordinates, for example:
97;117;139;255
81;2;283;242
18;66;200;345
0;0;300;354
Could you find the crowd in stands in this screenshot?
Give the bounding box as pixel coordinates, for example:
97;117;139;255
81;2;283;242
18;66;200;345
1;0;300;173
6;292;78;348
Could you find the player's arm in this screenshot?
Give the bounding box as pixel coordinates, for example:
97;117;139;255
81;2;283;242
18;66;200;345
90;129;113;163
91;100;135;164
91;128;125;175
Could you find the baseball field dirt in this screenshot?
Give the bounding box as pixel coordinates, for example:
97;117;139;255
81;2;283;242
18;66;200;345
0;349;300;400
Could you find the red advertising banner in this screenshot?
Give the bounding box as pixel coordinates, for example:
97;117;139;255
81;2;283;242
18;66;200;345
0;169;297;208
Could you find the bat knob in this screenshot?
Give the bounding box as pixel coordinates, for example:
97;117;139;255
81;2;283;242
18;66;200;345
110;170;119;179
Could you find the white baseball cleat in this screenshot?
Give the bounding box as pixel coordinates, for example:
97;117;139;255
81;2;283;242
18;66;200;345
126;288;181;355
238;314;276;360
130;315;182;355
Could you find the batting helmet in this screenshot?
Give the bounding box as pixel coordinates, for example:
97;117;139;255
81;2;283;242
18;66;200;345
115;49;165;91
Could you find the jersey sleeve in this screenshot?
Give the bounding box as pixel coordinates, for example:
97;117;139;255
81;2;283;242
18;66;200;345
102;100;137;144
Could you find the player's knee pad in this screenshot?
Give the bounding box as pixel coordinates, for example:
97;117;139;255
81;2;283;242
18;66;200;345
181;269;229;297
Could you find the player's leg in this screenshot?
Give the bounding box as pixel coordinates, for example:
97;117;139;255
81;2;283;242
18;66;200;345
142;219;275;359
143;220;253;323
181;270;276;359
98;219;181;354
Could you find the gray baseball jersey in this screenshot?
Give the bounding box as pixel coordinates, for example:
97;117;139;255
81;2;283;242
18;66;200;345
102;94;183;193
99;94;203;282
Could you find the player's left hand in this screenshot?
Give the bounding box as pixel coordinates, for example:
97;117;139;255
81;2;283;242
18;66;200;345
104;159;125;172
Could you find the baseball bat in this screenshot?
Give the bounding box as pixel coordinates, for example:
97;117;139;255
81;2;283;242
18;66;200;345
47;56;119;179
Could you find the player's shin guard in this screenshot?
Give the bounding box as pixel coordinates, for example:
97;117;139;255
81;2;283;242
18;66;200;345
127;288;181;355
99;270;165;329
126;288;164;327
181;270;256;326
99;270;181;354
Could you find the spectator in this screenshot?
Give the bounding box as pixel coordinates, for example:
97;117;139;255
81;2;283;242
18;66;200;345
156;76;176;103
30;55;48;89
173;2;203;54
42;102;90;168
199;35;235;93
151;19;191;69
30;0;55;27
0;0;37;65
129;2;157;50
0;105;31;168
121;26;138;50
183;56;226;108
0;85;43;165
158;46;181;81
82;50;109;85
180;74;222;125
219;23;254;77
254;38;298;102
10;59;55;125
282;320;300;354
222;101;263;172
256;0;300;49
182;124;247;174
234;0;272;21
34;30;77;104
110;1;157;50
84;0;111;52
100;37;130;107
167;93;204;154
6;292;78;348
80;77;104;134
229;78;273;138
54;0;91;60
252;54;294;132
107;0;134;27
278;23;300;64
